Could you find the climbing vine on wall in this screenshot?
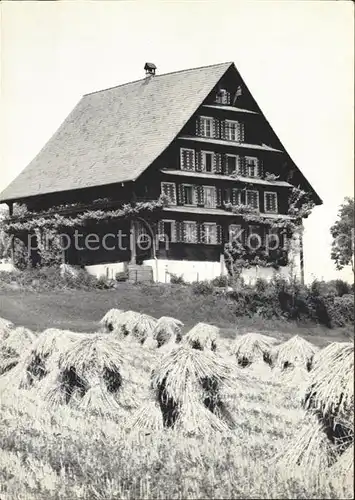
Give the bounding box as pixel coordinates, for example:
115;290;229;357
3;195;169;267
3;195;169;234
223;186;315;281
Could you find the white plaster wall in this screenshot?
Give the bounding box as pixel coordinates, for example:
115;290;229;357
85;262;126;280
0;259;17;273
84;243;301;284
143;258;227;283
240;243;302;285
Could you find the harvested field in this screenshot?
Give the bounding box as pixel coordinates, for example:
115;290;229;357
0;290;353;499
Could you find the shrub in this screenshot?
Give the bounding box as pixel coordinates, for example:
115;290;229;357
210;275;230;287
331;279;352;297
191;280;214;296
0;265;115;291
327;294;354;327
170;273;186;285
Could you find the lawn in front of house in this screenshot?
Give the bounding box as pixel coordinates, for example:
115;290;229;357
0;284;352;346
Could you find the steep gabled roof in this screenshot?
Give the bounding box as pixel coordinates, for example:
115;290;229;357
0;60;322;205
0;62;233;202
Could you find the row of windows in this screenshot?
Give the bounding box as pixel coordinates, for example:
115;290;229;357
180;148;260;178
158;220;221;245
196;116;245;142
158;219;283;247
161;182;278;213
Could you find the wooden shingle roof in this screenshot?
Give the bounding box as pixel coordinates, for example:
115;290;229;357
0;62;233;202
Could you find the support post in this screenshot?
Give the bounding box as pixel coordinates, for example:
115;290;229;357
130;219;136;265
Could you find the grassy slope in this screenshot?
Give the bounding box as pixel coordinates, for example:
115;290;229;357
0;284;352;346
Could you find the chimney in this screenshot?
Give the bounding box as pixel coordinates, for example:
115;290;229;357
144;62;157;76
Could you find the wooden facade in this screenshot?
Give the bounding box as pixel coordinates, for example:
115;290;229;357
0;62;322;280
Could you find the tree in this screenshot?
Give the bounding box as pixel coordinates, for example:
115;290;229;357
330;197;354;274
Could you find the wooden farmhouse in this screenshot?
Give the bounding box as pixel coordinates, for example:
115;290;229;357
0;62;322;283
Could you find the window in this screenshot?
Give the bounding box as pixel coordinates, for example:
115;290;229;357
226;154;238;175
161;182;177;205
202;223;217;244
180;148;195;170
201;151;214;173
225;120;243;142
183;221;197;243
246;190;259;210
264;192;278;213
232;188;243;206
229;224;243;243
158;220;176;243
203;186;216;208
245;157;259;178
182;184;197;205
224;188;232;204
200;116;214;138
215;89;231;105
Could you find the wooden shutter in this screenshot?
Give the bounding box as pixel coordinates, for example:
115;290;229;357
195;151;203;172
216;188;222;208
239;157;247;176
197;222;203;244
236;155;242;175
213;118;219;139
175;221;183;242
196;185;204;206
195;117;202;137
178;184;185;205
221;120;226;140
217;225;223;244
171;221;177;242
214;153;222;174
158;220;164;241
238;122;245;142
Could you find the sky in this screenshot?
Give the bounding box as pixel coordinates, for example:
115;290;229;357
0;0;354;283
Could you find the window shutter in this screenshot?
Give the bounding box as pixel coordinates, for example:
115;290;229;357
195;151;203;172
213;118;219;139
158;220;164;239
221;120;226;140
175;221;183;242
236;155;242;175
197;222;203;243
193;223;198;243
216;188;222;208
232;188;242;206
239;157;247;176
178;184;185;205
182;222;187;242
196;185;204;205
195;117;201;137
181;149;187;169
192;186;198;205
258;159;263;178
239;122;245;142
217;225;223;244
214;153;222;174
171;221;177;242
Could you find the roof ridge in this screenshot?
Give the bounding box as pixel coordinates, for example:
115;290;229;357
83;61;233;97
